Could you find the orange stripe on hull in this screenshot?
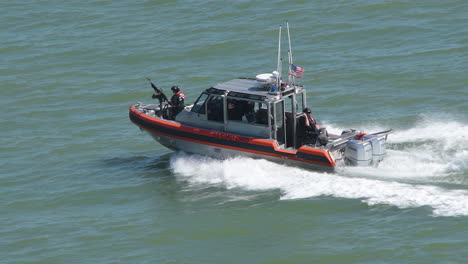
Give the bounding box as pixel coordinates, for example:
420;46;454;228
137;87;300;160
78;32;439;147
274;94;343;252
130;105;335;168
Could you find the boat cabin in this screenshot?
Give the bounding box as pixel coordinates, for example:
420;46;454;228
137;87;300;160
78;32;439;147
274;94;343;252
176;77;307;149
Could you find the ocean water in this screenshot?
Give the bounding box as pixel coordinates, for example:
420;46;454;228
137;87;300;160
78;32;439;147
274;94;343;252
1;1;467;263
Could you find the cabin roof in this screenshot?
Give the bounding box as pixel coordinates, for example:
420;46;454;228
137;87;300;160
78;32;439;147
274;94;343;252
213;78;267;95
208;78;303;102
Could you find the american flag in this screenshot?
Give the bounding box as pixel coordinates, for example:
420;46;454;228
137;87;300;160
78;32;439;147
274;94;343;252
290;64;304;78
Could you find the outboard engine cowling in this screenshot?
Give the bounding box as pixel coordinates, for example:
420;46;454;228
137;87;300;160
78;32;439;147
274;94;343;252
344;140;373;166
362;134;387;166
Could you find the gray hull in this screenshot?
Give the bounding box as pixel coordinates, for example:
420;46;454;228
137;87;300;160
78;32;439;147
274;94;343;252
146;130;334;171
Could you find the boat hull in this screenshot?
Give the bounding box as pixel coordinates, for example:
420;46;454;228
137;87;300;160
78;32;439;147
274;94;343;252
129;105;336;171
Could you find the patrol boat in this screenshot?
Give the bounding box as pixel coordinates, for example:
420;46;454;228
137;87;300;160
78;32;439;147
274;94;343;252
129;26;393;171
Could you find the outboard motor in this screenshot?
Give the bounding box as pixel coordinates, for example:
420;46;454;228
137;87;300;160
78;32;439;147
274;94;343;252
344;140;373;166
361;134;387;166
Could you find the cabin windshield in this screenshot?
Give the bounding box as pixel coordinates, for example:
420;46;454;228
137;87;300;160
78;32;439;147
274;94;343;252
191;92;209;114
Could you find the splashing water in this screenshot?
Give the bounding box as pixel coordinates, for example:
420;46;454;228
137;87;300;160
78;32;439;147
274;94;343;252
326;118;468;178
170;119;468;217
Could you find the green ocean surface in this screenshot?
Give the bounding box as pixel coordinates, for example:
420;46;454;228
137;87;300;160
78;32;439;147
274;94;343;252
1;1;467;263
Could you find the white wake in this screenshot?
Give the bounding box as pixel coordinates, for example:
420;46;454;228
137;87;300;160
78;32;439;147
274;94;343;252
170;118;468;217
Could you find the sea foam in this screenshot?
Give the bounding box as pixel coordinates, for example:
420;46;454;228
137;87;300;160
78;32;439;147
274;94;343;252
170;119;468;217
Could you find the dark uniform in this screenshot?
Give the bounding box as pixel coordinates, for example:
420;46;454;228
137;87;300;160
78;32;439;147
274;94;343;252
170;86;185;119
227;99;243;120
297;107;320;147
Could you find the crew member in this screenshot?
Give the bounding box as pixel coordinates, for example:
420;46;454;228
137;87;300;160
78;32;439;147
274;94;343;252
170;86;185;118
227;99;243;120
297;107;320;146
243;101;255;122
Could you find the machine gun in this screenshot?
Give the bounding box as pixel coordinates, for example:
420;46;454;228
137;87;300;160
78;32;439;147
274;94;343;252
146;78;174;119
147;78;171;106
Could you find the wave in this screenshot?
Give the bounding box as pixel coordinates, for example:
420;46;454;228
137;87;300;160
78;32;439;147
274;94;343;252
325;117;468;177
169;118;468;217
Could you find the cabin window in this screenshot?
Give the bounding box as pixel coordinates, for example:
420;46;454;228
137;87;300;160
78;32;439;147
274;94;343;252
191;92;209;114
274;100;286;145
207;95;224;122
274;101;284;128
284;95;294;116
253;103;269;126
226;98;255;122
224;99;269;126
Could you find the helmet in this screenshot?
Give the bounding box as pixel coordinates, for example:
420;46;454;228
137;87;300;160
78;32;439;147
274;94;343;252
303;107;311;113
171;86;180;93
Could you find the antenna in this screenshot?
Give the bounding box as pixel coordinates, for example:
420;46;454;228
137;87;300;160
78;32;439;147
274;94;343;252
287;21;294;85
276;26;282;90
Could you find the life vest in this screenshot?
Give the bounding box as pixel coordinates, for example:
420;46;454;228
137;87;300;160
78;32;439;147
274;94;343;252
176;91;185;101
357;133;367;140
305;113;316;126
